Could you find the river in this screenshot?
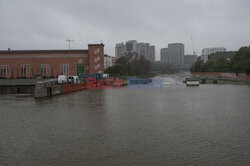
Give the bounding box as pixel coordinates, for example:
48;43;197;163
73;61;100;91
1;73;250;166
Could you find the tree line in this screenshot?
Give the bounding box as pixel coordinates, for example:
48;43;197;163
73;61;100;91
105;52;151;76
191;46;250;74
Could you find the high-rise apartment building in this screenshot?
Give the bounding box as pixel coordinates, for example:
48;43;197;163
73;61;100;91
184;55;198;68
115;43;126;57
160;43;184;68
115;40;155;62
126;40;137;53
149;46;155;62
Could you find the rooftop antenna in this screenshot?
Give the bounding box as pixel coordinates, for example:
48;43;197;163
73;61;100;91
191;35;196;56
66;39;74;50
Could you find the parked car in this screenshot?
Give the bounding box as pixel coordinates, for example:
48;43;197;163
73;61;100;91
58;75;68;84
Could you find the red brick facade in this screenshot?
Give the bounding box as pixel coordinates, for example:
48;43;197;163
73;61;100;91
0;44;104;78
88;44;105;74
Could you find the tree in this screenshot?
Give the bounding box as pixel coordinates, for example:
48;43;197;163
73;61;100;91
204;59;216;72
191;58;205;72
105;65;124;76
214;56;230;72
191;46;250;74
107;53;151;76
231;46;250;74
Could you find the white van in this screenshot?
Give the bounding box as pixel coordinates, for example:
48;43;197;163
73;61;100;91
73;76;79;83
67;75;74;84
58;75;68;84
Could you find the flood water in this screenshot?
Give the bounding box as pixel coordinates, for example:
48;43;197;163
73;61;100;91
1;73;250;166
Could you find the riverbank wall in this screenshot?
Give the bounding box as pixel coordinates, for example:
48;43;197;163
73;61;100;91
34;80;87;98
193;72;250;84
0;79;50;94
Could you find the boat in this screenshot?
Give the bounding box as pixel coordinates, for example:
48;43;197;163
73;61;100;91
184;78;200;86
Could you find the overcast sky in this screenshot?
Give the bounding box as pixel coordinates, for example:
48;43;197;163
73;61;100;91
0;0;250;60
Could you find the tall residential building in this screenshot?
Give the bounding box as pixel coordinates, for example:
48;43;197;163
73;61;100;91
160;48;168;63
115;40;155;62
115;42;126;57
160;43;184;68
149;46;155;62
201;47;226;62
136;42;155;62
184;55;198;68
126;40;137;53
137;42;147;57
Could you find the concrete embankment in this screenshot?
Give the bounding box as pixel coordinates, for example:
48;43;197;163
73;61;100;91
34;80;87;98
0;79;50;94
199;79;250;85
193;72;250;85
1;78;128;97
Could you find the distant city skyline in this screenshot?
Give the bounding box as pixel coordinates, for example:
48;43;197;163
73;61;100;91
1;0;250;60
116;40;155;62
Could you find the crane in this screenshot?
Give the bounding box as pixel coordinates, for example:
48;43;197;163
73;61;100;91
191;36;197;56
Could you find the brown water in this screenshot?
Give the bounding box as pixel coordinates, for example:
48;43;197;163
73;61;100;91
1;75;250;166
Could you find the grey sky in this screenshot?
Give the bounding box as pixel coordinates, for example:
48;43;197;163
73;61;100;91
0;0;250;60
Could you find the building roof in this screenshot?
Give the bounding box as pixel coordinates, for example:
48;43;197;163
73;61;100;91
88;43;104;46
0;49;89;54
104;54;111;57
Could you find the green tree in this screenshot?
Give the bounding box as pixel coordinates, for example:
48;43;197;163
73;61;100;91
106;53;151;76
191;58;205;72
105;64;124;76
191;46;250;73
204;59;215;72
231;46;250;74
214;57;230;72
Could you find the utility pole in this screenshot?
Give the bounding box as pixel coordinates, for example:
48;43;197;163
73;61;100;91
66;39;74;50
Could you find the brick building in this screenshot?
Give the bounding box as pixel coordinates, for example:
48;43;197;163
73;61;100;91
0;44;104;78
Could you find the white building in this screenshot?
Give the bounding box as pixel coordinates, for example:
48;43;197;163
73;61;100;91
104;54;113;69
201;47;226;62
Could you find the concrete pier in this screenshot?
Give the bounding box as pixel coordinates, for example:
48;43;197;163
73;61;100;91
0;79;50;94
